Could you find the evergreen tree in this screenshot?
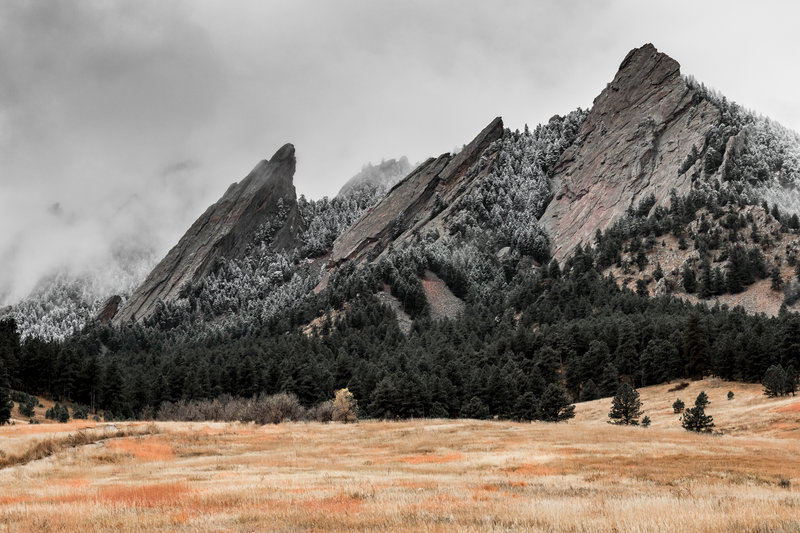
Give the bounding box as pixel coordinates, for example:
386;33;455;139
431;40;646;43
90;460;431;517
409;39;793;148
608;382;642;425
460;396;490;420
763;364;788;397
684;315;708;380
599;363;620;397
698;259;713;299
681;391;714;432
672;398;685;413
786;365;798;396
512;391;539;421
538;383;575;422
579;379;600;402
682;263;696;293
771;267;784;291
641;415;651;427
653;263;664;281
0;360;11;425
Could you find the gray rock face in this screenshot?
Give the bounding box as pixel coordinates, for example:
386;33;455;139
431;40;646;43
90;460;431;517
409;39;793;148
96;295;122;324
541;43;721;260
113;144;303;323
328;117;504;266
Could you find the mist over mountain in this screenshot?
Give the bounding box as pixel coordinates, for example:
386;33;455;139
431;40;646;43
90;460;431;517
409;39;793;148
3;43;800;427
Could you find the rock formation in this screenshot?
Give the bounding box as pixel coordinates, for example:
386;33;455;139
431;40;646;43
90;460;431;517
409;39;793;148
541;43;721;260
112;144;303;323
329;117;504;266
96;295;122;324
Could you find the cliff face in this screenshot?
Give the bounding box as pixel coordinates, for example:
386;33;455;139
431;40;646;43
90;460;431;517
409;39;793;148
112;144;303;324
328;117;504;267
541;43;721;260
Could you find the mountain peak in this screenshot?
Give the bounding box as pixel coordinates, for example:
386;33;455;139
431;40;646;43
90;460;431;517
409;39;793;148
270;143;295;163
112;144;303;324
541;44;719;260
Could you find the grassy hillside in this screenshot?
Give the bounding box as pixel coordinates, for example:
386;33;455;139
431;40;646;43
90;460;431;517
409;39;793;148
0;379;798;532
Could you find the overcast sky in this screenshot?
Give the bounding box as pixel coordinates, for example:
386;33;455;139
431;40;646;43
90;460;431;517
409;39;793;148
2;0;800;303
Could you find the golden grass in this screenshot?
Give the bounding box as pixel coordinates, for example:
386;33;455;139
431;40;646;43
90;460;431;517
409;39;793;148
0;379;797;532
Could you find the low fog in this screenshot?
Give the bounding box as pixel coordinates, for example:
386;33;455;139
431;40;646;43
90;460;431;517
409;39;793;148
2;0;799;305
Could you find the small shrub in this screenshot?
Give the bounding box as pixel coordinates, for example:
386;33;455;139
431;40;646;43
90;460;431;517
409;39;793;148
72;404;89;419
306;400;334;422
641;416;651;427
247;393;305;424
673;398;685;413
727;390;734;400
668;382;690;392
779;477;791;489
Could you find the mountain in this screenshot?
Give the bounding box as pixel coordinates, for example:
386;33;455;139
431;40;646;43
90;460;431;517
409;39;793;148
542;44;720;260
107;43;800;329
112;144;303;324
328;117;505;267
8;43;800;423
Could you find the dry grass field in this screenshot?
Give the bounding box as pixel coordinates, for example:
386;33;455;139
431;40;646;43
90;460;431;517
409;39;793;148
1;378;799;532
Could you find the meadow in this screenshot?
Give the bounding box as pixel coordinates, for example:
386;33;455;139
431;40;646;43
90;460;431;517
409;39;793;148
0;378;798;532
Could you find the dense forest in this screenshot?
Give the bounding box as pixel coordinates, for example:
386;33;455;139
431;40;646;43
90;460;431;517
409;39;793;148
2;243;799;422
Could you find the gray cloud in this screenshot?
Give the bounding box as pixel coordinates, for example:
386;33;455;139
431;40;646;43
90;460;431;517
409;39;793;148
1;0;799;304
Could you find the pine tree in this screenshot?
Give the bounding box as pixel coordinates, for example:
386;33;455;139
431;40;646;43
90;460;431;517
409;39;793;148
538;384;575;422
653;262;664;281
608;382;642;425
682;263;696;293
684;315;708;380
0;359;11;425
599;363;620;397
771;266;784;291
786;365;798;396
673;398;685;413
763;364;788;397
512;391;539;421
681;391;714;432
579;379;600;402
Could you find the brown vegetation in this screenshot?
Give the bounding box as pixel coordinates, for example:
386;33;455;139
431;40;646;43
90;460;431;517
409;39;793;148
0;379;798;532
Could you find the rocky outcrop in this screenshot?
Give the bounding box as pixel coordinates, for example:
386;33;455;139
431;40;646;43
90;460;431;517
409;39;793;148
541;44;721;260
113;144;303;323
96;295;122;324
328;117;504;266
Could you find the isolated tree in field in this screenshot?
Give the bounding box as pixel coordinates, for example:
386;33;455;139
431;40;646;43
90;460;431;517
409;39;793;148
681;391;714;432
608;382;642;425
332;388;358;423
672;398;685;413
641;415;651;427
0;360;11;425
538;383;575;422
